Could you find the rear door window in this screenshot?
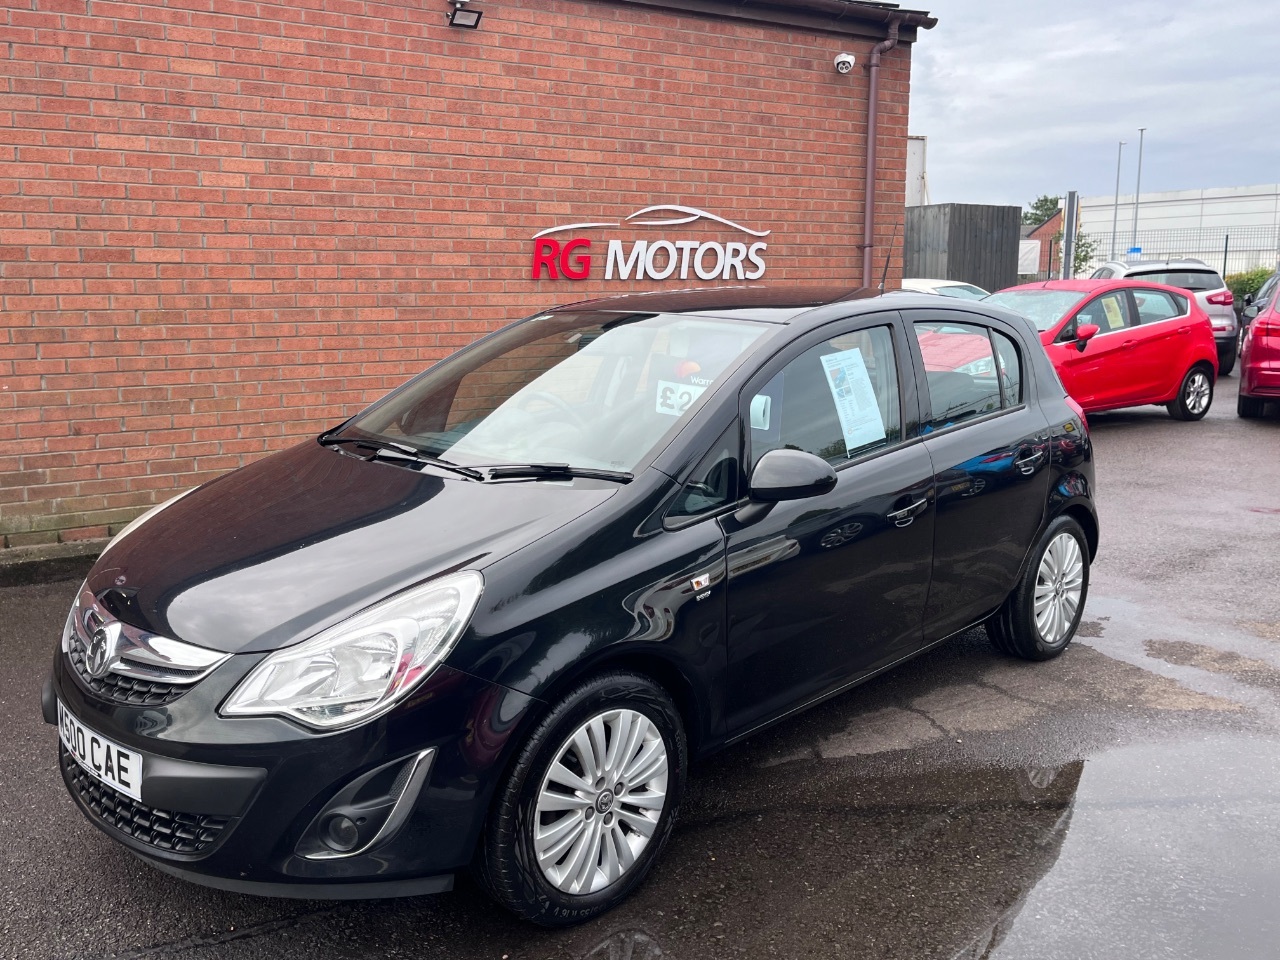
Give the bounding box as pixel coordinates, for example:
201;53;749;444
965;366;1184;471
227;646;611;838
1131;289;1187;324
913;322;1003;430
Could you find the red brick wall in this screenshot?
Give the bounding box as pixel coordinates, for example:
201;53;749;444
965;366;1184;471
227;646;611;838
0;0;914;548
1028;210;1062;276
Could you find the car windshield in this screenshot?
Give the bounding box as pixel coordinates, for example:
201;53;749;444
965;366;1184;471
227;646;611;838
1126;269;1222;291
337;312;770;473
936;284;989;300
984;290;1089;331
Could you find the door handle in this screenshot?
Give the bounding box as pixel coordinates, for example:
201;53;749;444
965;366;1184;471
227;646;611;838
887;498;928;528
1013;449;1045;475
1121;340;1137;349
1178;326;1191;335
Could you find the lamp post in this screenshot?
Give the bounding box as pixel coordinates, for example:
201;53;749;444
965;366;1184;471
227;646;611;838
1129;127;1146;254
1110;140;1126;260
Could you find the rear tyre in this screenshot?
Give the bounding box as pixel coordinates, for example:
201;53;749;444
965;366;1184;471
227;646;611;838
988;515;1090;662
1166;365;1213;421
1238;393;1266;419
1218;346;1236;377
474;671;686;927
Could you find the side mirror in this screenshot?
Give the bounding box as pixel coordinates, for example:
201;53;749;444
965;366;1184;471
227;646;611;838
1244;304;1260;320
747;449;837;503
1244;293;1254;306
1074;323;1100;353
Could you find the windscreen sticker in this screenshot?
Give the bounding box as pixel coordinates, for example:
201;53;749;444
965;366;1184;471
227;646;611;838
655;380;707;417
820;348;887;451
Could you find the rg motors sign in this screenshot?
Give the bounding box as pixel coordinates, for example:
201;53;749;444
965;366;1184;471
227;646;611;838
530;205;771;282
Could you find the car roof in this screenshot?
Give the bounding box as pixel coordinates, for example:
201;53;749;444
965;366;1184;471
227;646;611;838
995;279;1114;293
1097;258;1220;273
542;285;1043;340
546;285;878;324
995;277;1200;302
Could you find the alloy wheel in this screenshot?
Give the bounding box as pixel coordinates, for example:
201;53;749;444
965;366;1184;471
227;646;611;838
1033;532;1084;646
533;709;669;895
1185;371;1211;415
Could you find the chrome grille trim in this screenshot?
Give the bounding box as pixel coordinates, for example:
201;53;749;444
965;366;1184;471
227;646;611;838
68;585;230;687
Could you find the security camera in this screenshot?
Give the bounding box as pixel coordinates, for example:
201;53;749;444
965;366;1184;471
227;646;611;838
834;53;856;74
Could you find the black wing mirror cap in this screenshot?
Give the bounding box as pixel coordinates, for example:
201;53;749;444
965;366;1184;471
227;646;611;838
747;449;838;503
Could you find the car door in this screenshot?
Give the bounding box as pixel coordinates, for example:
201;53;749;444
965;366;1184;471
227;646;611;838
1046;288;1138;409
907;311;1052;640
721;314;934;738
1125;287;1194;401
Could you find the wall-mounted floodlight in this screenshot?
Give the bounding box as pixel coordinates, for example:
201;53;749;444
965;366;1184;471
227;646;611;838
447;1;483;28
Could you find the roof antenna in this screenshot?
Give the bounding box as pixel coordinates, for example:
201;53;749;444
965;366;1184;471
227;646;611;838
878;220;899;292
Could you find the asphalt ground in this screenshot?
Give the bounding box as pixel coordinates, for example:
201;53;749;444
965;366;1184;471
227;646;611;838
2;375;1279;960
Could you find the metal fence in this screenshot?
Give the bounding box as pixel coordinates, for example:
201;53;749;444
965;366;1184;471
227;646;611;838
1077;226;1280;278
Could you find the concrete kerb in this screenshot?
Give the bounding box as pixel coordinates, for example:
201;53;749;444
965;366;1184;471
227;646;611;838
0;541;106;588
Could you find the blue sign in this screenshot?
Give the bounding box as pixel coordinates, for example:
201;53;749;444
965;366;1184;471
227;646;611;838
1127;247;1142;255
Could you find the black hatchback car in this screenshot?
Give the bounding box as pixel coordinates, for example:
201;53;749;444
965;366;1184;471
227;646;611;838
44;287;1097;925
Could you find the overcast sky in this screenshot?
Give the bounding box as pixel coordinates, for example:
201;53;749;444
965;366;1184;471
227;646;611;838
909;0;1280;210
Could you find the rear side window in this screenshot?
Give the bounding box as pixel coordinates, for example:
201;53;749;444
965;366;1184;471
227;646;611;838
1132;289;1187;324
914;322;1003;431
748;325;901;468
1128;269;1223;291
1091;268;1114;279
993;331;1022;407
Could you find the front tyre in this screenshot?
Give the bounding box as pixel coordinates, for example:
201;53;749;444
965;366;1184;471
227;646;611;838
474;672;686;927
1167;365;1213;420
989;515;1090;661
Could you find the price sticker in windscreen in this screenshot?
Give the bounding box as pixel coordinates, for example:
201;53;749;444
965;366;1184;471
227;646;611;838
655;380;707;417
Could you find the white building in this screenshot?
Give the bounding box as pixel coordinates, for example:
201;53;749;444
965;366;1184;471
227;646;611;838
1077;183;1280;273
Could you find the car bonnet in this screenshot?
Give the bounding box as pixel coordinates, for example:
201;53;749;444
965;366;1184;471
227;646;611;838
83;440;621;654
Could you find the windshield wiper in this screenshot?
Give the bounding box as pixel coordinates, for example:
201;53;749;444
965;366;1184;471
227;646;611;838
318;435;484;481
478;463;634;483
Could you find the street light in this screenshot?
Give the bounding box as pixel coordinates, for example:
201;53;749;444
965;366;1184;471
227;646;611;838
1129;127;1146;255
1110;139;1126;260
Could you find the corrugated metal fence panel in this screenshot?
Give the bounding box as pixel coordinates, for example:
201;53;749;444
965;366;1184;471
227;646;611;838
904;204;1021;292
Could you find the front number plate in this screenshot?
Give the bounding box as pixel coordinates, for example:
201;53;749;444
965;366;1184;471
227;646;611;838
57;700;144;802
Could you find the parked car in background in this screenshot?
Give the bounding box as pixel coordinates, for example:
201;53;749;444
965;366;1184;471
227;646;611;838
1090;258;1238;375
901;278;991;300
987;279;1218;420
1238;270;1280;418
44;287;1096;926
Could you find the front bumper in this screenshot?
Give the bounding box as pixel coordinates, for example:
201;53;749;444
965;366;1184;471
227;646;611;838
45;652;538;897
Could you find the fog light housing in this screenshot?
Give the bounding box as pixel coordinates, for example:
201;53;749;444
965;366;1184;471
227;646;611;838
323;815;361;853
295;749;435;861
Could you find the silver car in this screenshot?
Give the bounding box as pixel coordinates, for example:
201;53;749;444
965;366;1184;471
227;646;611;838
1090;258;1238;375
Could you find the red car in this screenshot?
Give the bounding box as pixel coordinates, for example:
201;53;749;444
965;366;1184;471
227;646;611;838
1238;273;1280;418
986;279;1219;420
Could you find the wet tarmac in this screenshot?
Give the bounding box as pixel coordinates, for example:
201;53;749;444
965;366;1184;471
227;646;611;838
2;376;1278;960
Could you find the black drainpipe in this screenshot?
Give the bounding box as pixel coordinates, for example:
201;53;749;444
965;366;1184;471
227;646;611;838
861;16;901;288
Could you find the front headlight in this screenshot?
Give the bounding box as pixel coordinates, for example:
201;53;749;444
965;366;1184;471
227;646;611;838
221;570;484;730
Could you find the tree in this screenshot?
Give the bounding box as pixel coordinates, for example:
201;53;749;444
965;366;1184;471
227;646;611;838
1071;232;1098;277
1022;195;1060;227
1049;230;1098;278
